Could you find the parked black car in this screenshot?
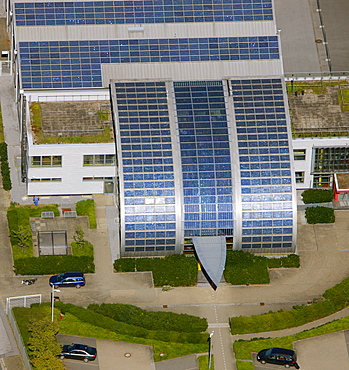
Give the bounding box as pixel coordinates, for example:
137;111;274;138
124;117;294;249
257;347;300;368
49;272;85;288
60;343;97;362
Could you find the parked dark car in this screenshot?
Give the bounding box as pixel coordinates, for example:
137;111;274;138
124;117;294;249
49;272;85;288
257;347;300;368
60;343;97;362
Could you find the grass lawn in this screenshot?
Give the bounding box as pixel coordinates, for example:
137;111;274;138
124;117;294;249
234;315;349;367
59;312;207;362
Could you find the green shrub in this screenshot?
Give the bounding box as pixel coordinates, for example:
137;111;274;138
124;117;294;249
76;199;97;228
13;256;95;275
301;188;334;204
0;142;8;162
1;160;11;190
87;303;208;333
305;206;335;224
224;251;270;285
56;303;208;344
72;240;94;257
114;254;198;287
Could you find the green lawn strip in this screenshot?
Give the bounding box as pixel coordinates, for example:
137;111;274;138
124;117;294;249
198;354;214;370
59;313;207;362
236;361;254;370
233;315;349;361
75;199;97;229
72;240;94;257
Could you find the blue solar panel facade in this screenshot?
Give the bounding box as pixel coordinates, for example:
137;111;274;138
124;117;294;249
14;0;273;27
115;81;177;253
18;37;279;89
231;78;293;249
174;81;234;238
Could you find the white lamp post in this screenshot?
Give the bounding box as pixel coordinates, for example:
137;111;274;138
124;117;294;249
51;285;60;322
208;331;214;369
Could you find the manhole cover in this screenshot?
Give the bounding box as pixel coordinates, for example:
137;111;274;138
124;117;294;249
315;39;323;43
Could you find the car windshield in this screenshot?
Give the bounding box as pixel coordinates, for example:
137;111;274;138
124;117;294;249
67;344;76;351
265;348;272;356
56;273;65;281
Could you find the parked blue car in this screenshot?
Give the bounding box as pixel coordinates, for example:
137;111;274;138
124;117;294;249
49;272;85;288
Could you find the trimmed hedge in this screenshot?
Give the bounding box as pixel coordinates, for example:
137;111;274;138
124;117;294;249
87;303;208;333
301;188;333;204
13;256;95;275
305;206;335;224
56;302;208;344
224;252;300;285
230;275;349;335
114;254;198;287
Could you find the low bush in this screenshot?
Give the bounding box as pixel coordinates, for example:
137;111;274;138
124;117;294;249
114;254;197;287
76;199;97;228
56;303;208;344
224;251;270;285
230;276;349;335
72;240;94;257
301;188;333;204
305;206;335;224
88;303;208;333
13;256;95;275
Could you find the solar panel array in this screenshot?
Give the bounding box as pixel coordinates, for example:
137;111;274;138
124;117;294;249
19;37;279;89
14;0;273;27
115;81;177;253
174;81;234;237
231;78;293;249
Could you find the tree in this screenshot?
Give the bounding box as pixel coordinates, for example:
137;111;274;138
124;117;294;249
73;226;85;248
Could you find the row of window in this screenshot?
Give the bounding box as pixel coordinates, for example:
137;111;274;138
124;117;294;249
30;155;115;167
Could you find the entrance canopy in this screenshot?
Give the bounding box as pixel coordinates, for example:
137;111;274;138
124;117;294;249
192;236;226;290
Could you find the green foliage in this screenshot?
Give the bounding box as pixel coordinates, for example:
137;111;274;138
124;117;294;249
236;361;254;370
301;188;334;204
76;199;97;228
56;302;208;344
13;256;95;275
266;254;300;268
27;319;64;369
198;355;215;370
72;240;94;257
114;254;198;287
305;206;335;224
72;226;85;247
11;226;32;252
224;251;270;285
59;311;207;362
0;142;8;161
87;303;208;333
98;110;109;120
1;160;11;190
230;276;349;335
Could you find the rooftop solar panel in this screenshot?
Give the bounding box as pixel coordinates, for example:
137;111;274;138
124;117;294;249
174;80;234;238
14;0;273;27
114;81;177;253
19;37;279;89
230;78;294;249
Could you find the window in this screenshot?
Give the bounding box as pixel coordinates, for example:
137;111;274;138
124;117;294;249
31;156;62;167
295;172;304;183
293;149;306;160
29;178;61;182
83;154;115;166
313;147;349;172
313;174;332;188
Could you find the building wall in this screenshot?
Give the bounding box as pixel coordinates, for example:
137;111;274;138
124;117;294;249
292;137;349;189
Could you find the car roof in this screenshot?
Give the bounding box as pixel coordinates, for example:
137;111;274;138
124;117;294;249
270;348;295;356
62;272;84;278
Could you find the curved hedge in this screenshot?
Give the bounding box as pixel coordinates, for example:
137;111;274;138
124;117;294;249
230;275;349;335
88;303;208;333
57;303;208;344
